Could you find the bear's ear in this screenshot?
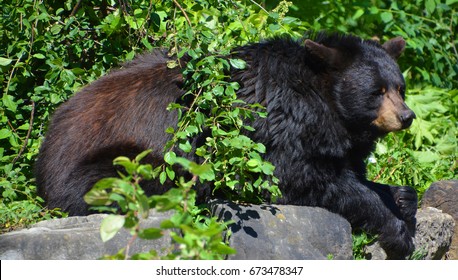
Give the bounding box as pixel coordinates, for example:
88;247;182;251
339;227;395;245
305;39;340;66
382;37;406;60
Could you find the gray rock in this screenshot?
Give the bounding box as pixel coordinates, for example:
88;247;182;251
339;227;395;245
365;207;455;260
0;211;174;260
421;180;458;259
211;200;353;260
413;207;455;259
364;242;387;260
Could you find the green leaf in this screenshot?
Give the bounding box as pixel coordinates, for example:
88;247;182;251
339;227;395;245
268;23;280;32
174;157;191;169
375;142;388;154
166;166;175;180
282;16;301;25
352;9;364;20
185;125;199;136
135;149;152;162
114;156;137;174
138;194;150;219
380;12;393;23
159;171;167;184
187;49;198;59
2;94;17;112
261;162;275;175
213;85;225;95
425;0;436;14
254;143;266;153
17;123;30;130
84;178;118;205
0;57;12;66
141;37;153;50
50;94;61;104
189;163;215;181
83;188;111;206
138;228;163;240
137;164;154;180
152;189;183;211
100;215;125;242
0;129;12;140
246;159;260;168
160;220;175;229
179;141;192;152
269;12;279;19
369;6;379;14
214;242;237;255
170;232;186;245
117;180;135;195
412;151;440;163
229;58;246;69
33;53;46;59
164;151;176;165
165;127;175;134
113;156;132;164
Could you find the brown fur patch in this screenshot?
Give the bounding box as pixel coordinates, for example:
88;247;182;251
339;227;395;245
372;89;404;132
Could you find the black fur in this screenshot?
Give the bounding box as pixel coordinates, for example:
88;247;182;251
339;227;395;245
36;33;417;259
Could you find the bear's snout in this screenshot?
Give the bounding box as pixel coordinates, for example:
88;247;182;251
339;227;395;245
400;109;416;129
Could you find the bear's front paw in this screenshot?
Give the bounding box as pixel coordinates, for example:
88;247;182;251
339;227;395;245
380;219;415;259
391;186;418;223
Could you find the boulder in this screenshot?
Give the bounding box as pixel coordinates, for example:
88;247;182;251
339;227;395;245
211;200;353;260
0;211;173;260
413;207;455;259
421;180;458;259
364;207;455;260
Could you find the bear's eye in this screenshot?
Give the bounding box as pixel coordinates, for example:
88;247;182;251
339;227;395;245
399;86;406;96
372;87;386;96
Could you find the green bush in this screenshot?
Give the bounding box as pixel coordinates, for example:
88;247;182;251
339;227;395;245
267;0;458;88
368;87;457;199
0;0;302;257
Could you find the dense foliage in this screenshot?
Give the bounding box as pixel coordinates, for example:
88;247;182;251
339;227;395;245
1;0;456;259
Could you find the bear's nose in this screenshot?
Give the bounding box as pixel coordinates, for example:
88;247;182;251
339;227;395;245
400;110;416;128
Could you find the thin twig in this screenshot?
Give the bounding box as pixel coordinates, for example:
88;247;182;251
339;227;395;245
5;51;25;97
172;0;192;27
12;101;35;165
70;0;83;17
124;231;138;260
449;12;458;59
249;0;269;14
373;166;386;182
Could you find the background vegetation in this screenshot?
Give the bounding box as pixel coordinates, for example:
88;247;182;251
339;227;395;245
1;0;456;259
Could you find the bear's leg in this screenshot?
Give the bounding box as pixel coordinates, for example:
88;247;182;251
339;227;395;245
54;157;120;216
49;144;158;216
389;185;418;223
369;183;418;259
364;182;418;224
322;174;416;259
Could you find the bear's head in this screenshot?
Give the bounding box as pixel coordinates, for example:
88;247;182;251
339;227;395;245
305;35;416;135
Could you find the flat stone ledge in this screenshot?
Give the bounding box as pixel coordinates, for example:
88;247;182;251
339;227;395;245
0;211;173;260
211;200;353;260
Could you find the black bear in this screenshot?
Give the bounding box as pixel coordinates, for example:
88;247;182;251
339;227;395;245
36;33;417;259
